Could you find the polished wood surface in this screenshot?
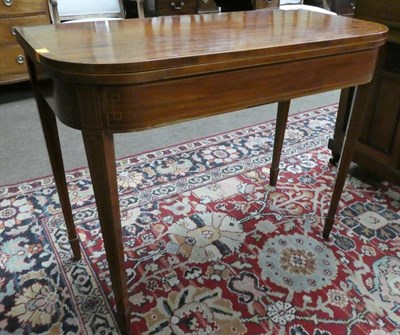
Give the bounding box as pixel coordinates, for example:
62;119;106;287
16;10;387;334
16;10;385;77
328;0;400;183
17;10;386;133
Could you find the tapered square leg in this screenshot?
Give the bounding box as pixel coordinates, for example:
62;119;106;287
270;100;291;186
324;84;371;238
27;58;81;260
82;131;130;334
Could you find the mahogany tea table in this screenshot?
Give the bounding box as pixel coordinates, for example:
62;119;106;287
15;10;387;333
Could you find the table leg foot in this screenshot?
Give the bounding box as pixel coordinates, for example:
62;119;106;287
69;237;81;260
269;167;279;186
329;153;340;167
116;310;131;335
322;216;334;239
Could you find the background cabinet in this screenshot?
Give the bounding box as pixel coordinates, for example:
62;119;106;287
0;0;50;85
154;0;278;17
328;0;400;183
329;0;354;16
1;0;279;83
254;0;280;10
156;0;201;16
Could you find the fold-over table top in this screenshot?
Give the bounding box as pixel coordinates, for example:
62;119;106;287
16;9;387;80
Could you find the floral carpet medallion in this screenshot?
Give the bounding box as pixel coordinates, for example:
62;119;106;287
0;104;399;334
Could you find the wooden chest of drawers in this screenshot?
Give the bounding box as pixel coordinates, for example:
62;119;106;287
198;0;219;14
254;0;279;10
328;0;400;183
330;0;354;16
154;0;278;16
156;0;200;16
0;0;50;85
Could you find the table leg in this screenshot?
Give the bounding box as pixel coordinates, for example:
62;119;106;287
323;84;369;238
270;100;291;186
82;131;130;334
26;58;81;260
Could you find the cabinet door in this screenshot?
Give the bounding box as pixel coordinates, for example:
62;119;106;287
358;43;400;165
328;0;400;182
355;0;400;25
329;45;400;182
360;74;400;166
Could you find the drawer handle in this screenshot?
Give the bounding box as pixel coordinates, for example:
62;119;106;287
3;0;13;6
264;0;272;3
16;55;25;64
171;1;184;10
11;26;17;36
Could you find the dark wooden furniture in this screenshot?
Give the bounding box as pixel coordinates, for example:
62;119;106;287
154;0;278;16
155;0;202;15
254;0;279;10
0;0;50;84
15;11;386;334
328;0;400;184
330;0;354;16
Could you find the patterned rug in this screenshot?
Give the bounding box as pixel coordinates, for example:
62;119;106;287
0;104;399;335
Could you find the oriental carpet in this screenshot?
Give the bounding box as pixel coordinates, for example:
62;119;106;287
0;104;399;335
